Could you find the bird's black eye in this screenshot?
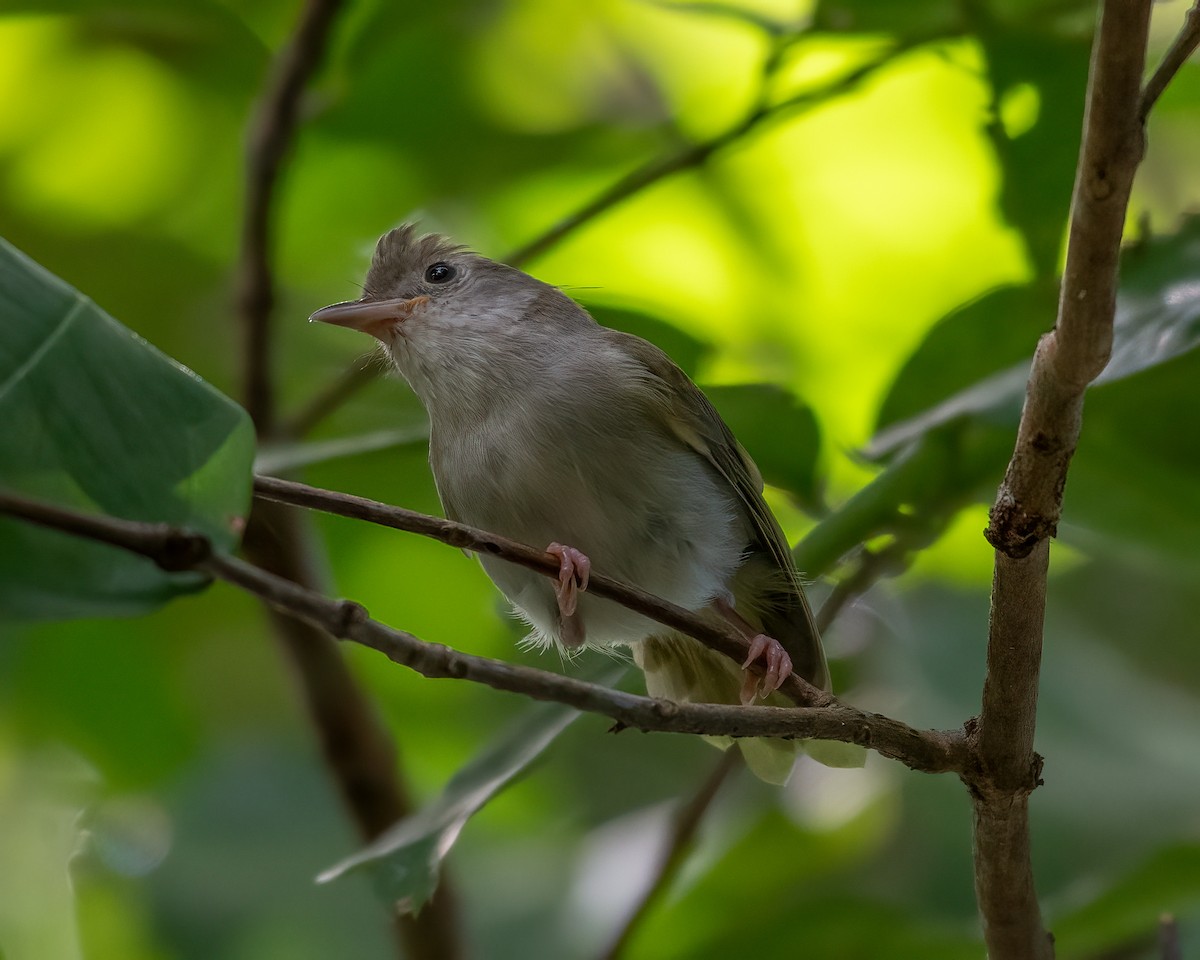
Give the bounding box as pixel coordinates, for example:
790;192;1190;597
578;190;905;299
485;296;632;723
425;262;456;284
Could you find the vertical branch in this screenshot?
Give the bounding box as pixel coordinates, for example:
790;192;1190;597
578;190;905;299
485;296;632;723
243;503;464;959
234;2;463;957
237;0;345;434
972;1;1153;957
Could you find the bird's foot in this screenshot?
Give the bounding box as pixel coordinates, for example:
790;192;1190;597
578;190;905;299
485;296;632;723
546;542;591;619
738;633;792;704
713;597;793;703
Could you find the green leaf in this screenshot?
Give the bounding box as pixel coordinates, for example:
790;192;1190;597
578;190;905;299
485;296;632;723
704;383;824;513
980;27;1091;276
317;675;623;912
869;218;1200;460
0;0;269;97
861;218;1200;559
0;237;254;620
874;282;1056;434
1052;844;1200;957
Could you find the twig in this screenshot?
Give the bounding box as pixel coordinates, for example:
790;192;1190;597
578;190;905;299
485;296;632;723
0;490;969;774
279;358;381;439
596;750;742;960
236;0;345;434
814;542;908;634
0;490;210;569
973;2;1153;958
505;37;931;267
252;474;831;707
1140;1;1200;120
1160;914;1182;960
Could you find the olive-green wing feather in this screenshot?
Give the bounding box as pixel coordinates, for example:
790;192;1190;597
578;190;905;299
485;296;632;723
605;329;828;689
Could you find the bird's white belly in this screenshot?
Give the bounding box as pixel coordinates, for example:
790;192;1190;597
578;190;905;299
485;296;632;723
433;412;744;650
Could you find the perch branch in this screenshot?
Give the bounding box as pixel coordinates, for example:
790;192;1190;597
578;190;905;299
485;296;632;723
0;490;969;776
252;474;831;707
974;2;1153;958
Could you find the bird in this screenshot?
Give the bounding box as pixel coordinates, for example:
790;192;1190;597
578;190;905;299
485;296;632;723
311;224;856;782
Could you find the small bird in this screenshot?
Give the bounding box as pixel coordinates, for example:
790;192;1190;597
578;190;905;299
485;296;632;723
312;225;850;782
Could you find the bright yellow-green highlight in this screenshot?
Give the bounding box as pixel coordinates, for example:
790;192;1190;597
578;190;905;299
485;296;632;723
0;20;194;230
999;82;1041;139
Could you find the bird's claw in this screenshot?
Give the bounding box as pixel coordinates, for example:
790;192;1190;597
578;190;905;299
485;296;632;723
546;542;591;618
740;634;793;704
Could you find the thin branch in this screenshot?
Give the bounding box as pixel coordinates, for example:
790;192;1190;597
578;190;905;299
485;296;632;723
1159;914;1182;960
0;490;210;569
279;359;381;439
974;2;1153;958
0;490;969;775
505;36;932;268
596;750;742;960
1140;1;1200;120
814;542;908;634
252;474;831;707
237;0;345;434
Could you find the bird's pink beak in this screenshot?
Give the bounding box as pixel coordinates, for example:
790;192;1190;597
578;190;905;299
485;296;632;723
309;295;430;340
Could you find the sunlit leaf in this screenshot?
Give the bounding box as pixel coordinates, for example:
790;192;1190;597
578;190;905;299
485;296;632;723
648;0;797;37
0;237;254;620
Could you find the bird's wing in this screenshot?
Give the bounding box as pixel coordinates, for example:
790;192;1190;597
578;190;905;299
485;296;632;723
607;330;800;581
602;329;823;658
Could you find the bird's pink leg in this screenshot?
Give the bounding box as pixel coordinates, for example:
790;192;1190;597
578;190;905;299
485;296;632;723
546;542;591;647
713;597;793;704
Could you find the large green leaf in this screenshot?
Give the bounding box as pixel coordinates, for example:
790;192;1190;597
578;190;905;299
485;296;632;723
875;282;1056;433
0;237;254;620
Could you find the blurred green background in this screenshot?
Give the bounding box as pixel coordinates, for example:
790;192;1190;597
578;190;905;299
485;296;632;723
2;0;1200;957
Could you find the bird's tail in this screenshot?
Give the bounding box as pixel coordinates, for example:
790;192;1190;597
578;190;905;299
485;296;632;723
634;631;862;784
